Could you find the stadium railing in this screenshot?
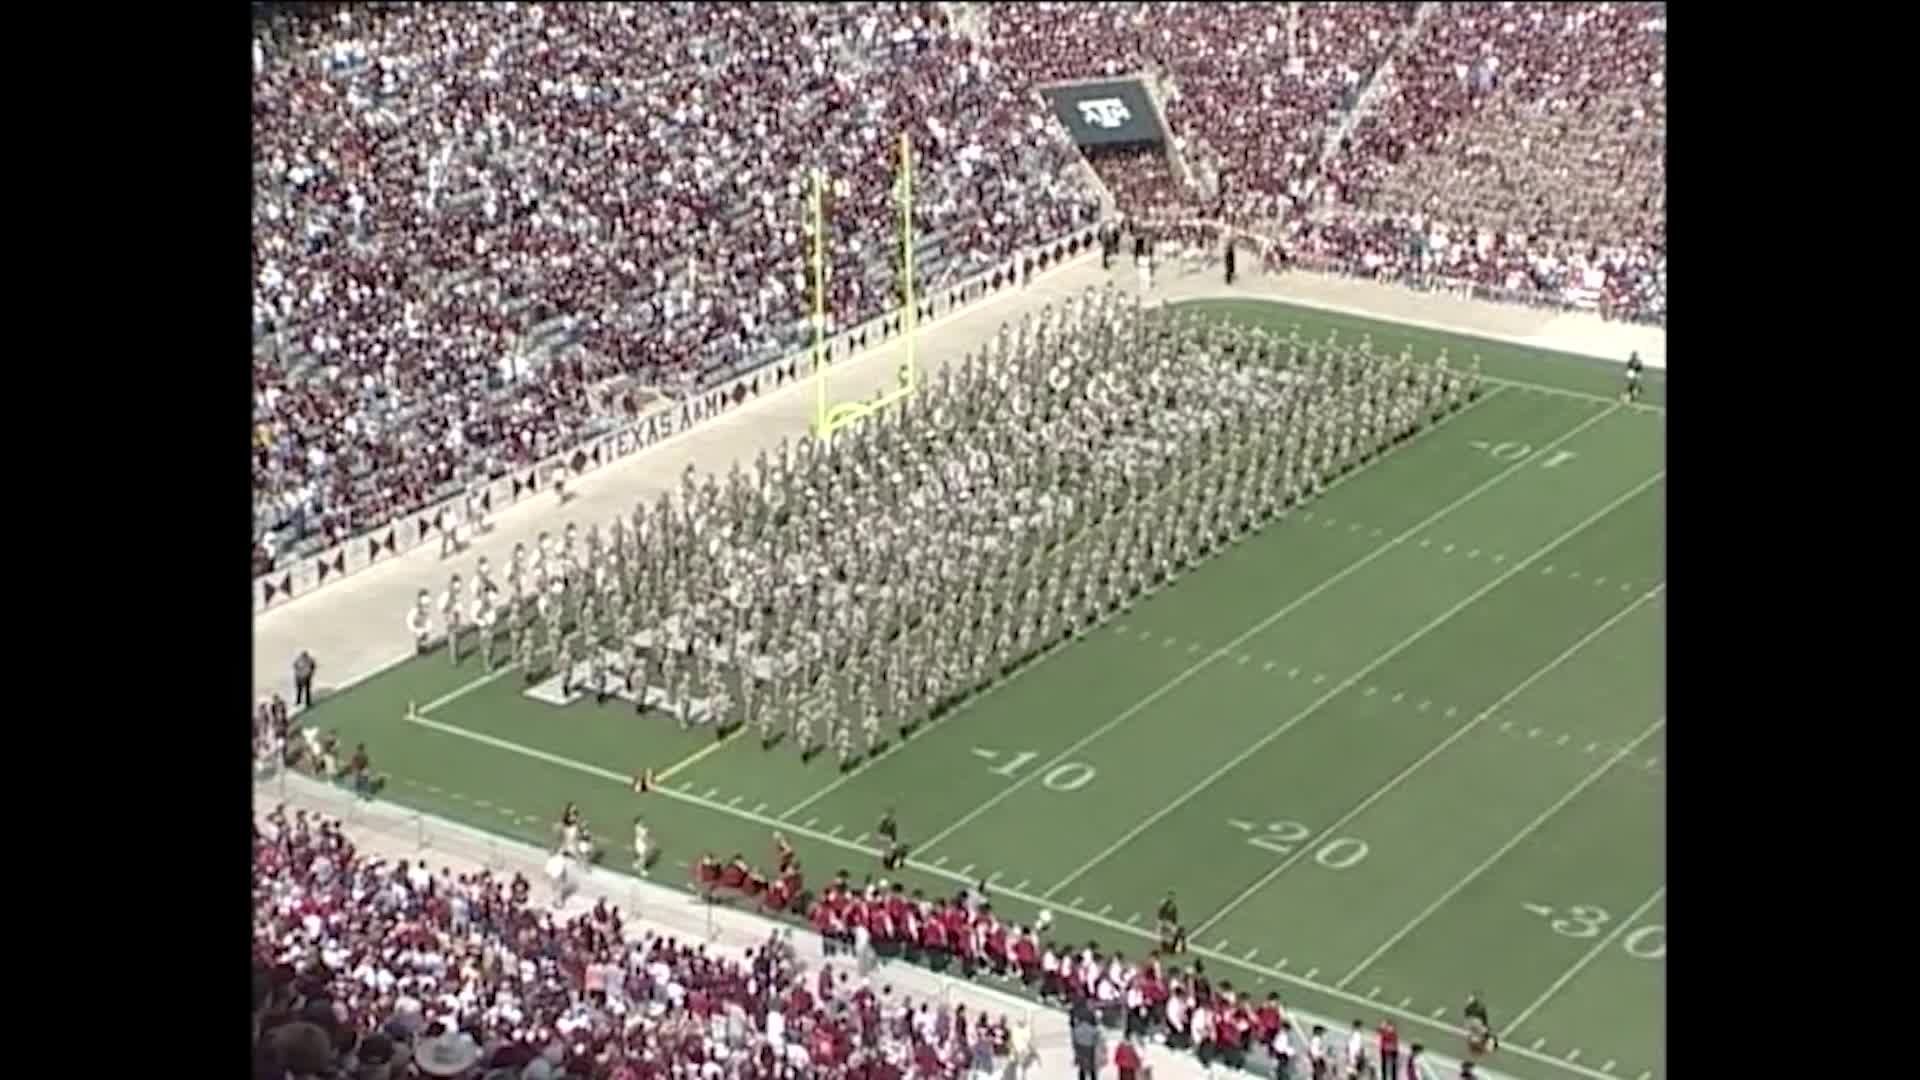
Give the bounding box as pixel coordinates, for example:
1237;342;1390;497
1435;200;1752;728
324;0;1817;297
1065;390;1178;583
252;224;1103;614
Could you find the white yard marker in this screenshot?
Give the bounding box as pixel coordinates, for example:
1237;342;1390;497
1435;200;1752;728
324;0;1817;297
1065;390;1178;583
1445;706;1459;718
1244;948;1261;961
1126;912;1141;925
1418;700;1431;711
1288;667;1301;679
1568;570;1581;580
1272;958;1287;970
1238;654;1251;665
828;824;843;837
989;872;1004;884
1215;939;1232;952
1304;968;1319;980
703;788;720;800
1419;538;1431;548
1593;577;1607;586
1527;728;1542;739
1567;1050;1583;1062
855;833;870;844
1014;879;1030;891
959;864;975;877
1264;661;1276;671
727;795;743;807
1164;637;1178;648
1532;1039;1548;1051
804;818;819;829
1057;486;1664;907
1391;691;1405;704
1556;734;1570;746
1349;523;1361;532
1585;742;1599;753
754;802;768;814
1367;987;1381;1000
1602;1062;1616;1074
1364;686;1378;697
1098;904;1112;916
933;855;949;868
1542;565;1555;575
1334;720;1666;988
1442;544;1455;555
1071;896;1085;908
1398;997;1413;1009
1312;672;1327;685
1500;720;1514;732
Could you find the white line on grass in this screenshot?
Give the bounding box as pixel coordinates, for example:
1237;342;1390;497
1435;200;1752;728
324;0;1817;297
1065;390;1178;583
1334;718;1666;988
382;715;1621;1080
417;663;521;714
916;402;1622;858
1506;887;1666;1035
777;386;1516;824
1043;472;1663;900
1190;584;1664;937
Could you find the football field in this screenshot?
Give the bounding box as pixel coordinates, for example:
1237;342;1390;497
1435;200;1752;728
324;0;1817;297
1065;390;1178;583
292;299;1666;1080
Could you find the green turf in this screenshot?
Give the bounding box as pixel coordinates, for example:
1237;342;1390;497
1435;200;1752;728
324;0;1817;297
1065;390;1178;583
289;299;1664;1080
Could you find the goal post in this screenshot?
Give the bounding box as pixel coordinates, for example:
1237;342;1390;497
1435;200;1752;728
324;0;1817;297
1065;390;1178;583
811;133;919;440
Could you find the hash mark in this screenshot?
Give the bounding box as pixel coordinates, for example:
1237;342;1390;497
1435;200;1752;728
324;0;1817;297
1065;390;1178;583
1418;538;1431;548
1116;624;1131;634
1312;672;1327;684
728;795;743;807
1163;637;1178;648
1430;1007;1447;1018
1244;947;1261;961
1500;720;1513;732
704;788;720;800
1126;912;1142;925
1367;987;1381;1000
1445;706;1458;718
1099;904;1112;915
989;872;1004;884
1602;1062;1616;1074
1324;518;1337;529
677;779;694;791
1418;700;1431;711
1620;582;1632;591
450;793;466;801
1139;629;1154;640
754;802;768;814
1238;654;1251;665
1273;958;1288;970
474;799;493;809
1566;1050;1582;1062
1215;939;1232;952
1585;742;1599;753
828;825;843;837
1391;691;1404;703
1645;757;1660;770
1568;569;1582;580
1492;553;1505;563
1015;879;1030;890
1301;511;1314;521
1593;576;1607;586
855;833;870;844
1556;734;1570;746
1398;997;1413;1009
1542;565;1555;575
1532;1038;1547;1051
1467;549;1480;559
1442;544;1455;555
1349;522;1360;532
497;807;515;818
1264;661;1276;671
1228;819;1256;832
805;818;819;829
1527;728;1542;739
425;784;442;794
1289;668;1301;679
1371;527;1383;537
1071;896;1086;908
1364;686;1378;697
1304;967;1319;980
933;855;949;867
1188;642;1202;654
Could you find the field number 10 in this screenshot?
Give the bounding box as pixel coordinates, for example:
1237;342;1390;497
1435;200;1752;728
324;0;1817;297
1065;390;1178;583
1230;819;1370;870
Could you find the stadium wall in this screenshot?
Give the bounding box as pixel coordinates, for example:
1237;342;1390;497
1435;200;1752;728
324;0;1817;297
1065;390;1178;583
253;225;1103;614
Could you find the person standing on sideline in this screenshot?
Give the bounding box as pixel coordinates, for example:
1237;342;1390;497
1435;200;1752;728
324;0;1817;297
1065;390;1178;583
1623;351;1644;403
1069;999;1100;1080
1112;1034;1142;1080
1225;238;1237;285
1378;1019;1400;1079
292;650;316;709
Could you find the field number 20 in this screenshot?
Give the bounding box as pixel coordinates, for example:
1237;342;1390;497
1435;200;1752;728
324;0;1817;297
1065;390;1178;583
1237;820;1370;870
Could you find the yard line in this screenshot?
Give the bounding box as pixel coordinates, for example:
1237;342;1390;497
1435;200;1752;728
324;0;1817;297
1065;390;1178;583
1334;718;1666;988
1477;372;1663;413
1043;472;1663;899
387;712;1615;1080
776;386;1513;824
417;663;520;714
919;401;1622;856
1506;887;1666;1035
1191;585;1663;937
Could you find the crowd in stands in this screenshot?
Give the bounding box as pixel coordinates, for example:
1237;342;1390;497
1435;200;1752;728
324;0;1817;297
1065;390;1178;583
253;806;1021;1080
251;1;1664;564
252;2;1099;559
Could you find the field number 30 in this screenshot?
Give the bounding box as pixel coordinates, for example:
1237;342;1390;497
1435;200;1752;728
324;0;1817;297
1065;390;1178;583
1546;905;1666;960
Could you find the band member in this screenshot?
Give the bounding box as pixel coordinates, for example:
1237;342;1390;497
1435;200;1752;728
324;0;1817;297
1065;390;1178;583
1157;891;1187;953
407;589;433;654
1623;351;1644;403
440;574;464;665
1224;238;1237;286
633;817;652;874
472;586;499;670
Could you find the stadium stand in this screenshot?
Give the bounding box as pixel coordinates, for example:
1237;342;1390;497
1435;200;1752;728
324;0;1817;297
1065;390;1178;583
252;2;1664;568
253;804;1018;1080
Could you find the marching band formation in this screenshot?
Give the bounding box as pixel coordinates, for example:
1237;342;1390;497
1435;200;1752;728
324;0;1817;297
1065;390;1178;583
405;287;1480;773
